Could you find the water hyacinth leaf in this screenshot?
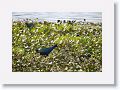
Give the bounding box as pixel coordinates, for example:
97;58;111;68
12;17;102;72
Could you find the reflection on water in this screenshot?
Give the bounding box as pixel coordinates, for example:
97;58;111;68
12;12;102;23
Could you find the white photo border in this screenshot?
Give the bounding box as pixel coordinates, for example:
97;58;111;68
0;0;114;84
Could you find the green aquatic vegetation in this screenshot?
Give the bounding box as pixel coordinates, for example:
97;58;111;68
12;20;102;72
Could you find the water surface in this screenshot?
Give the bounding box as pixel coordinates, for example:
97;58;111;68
12;12;102;22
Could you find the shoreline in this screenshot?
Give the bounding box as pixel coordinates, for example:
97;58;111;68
12;18;102;24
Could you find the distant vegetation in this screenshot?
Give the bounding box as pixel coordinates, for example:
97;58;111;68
12;19;102;72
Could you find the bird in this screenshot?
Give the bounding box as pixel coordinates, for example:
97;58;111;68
83;19;86;22
25;22;34;29
36;44;57;56
63;20;66;23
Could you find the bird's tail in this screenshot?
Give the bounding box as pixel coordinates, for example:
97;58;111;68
54;44;57;47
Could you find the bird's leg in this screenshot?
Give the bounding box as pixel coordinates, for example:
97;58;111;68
44;55;48;58
44;55;47;58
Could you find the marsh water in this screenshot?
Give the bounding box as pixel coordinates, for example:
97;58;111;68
12;12;102;23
